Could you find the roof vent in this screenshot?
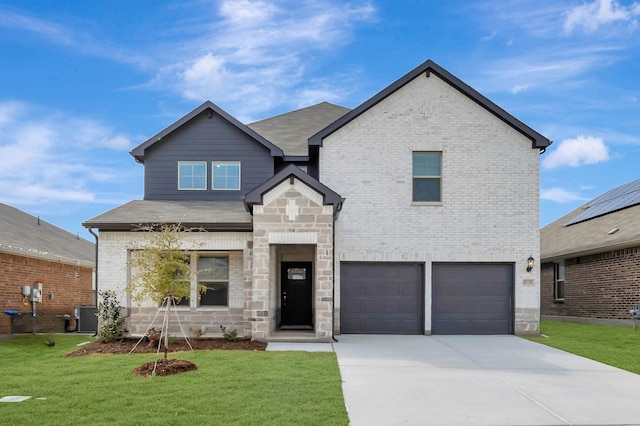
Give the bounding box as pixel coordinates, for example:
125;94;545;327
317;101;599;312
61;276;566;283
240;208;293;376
608;228;619;235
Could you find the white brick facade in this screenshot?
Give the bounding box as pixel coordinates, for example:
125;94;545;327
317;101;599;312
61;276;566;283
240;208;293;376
320;72;541;334
97;231;252;337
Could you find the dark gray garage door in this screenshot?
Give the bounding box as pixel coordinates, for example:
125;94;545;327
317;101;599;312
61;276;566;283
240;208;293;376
432;263;513;335
340;262;423;334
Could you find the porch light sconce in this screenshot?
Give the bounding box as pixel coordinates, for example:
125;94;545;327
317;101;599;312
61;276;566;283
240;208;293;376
526;256;535;273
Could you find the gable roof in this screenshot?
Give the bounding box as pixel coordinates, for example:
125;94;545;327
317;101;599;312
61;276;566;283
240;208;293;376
309;59;552;150
0;203;95;268
248;102;350;157
541;179;640;261
83;200;252;231
130;101;284;163
244;164;344;216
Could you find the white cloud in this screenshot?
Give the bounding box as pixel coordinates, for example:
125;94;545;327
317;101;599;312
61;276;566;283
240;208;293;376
479;44;622;94
0;101;133;206
542;135;610;169
541;187;589;202
563;0;640;34
152;0;376;119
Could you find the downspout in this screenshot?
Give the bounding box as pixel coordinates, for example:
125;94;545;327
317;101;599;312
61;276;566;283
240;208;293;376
87;228;99;306
331;200;344;343
331;220;338;343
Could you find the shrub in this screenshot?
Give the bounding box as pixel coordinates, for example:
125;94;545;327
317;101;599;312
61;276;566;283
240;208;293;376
220;325;238;342
96;290;127;343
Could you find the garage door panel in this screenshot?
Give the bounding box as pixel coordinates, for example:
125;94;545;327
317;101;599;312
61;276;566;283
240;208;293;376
432;263;513;335
341;263;423;334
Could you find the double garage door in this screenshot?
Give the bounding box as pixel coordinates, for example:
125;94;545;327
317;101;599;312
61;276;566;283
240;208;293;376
340;262;513;335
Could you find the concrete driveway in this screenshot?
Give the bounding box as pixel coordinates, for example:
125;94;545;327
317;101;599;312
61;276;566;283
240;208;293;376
333;335;640;426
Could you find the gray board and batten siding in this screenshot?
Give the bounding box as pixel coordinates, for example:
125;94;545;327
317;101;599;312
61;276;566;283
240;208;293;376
142;110;275;201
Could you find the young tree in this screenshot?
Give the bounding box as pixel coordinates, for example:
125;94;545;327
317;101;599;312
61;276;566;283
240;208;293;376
126;223;205;360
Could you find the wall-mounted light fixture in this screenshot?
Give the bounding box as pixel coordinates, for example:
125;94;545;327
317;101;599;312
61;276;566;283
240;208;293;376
526;256;535;273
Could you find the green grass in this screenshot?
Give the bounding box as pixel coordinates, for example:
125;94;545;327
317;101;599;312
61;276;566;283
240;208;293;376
527;321;640;374
0;335;348;425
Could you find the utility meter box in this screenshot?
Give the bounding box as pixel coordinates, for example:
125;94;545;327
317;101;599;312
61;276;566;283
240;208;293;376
29;288;42;303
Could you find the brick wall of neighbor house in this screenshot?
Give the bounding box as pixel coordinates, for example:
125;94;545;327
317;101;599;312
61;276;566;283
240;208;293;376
251;178;334;340
541;247;640;319
97;231;252;337
0;252;94;334
320;71;541;334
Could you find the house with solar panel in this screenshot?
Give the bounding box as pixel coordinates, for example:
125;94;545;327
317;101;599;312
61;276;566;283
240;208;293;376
84;59;551;340
540;178;640;323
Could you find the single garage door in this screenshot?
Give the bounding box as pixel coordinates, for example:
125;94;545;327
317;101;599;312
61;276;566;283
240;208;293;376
340;262;423;334
432;263;513;335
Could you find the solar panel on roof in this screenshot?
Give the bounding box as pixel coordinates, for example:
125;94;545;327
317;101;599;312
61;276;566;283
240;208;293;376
564;178;640;226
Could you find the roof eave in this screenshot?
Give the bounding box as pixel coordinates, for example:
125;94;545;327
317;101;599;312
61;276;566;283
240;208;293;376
542;239;640;262
309;59;552;149
82;222;253;232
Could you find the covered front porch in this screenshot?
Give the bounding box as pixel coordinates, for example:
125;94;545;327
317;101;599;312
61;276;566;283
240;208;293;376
243;165;343;341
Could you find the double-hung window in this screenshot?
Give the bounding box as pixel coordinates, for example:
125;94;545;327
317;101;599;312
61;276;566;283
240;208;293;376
212;162;240;190
554;261;565;300
413;152;442;202
197;256;229;306
178;161;207;190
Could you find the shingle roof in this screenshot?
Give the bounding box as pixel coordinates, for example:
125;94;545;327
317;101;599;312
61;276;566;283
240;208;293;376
0;203;95;267
541;181;640;261
248;102;350;157
83;200;252;231
309;59;552;150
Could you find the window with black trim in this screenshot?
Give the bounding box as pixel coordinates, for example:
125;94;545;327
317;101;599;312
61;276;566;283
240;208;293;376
413;152;442;202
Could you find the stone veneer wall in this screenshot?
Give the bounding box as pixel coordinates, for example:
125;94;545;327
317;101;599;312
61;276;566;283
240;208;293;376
541;247;640;320
250;178;334;340
320;70;541;335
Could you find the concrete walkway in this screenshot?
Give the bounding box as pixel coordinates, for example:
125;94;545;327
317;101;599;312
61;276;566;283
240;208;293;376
333;335;640;426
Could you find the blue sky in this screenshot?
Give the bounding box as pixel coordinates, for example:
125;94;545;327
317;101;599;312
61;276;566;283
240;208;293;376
1;0;639;239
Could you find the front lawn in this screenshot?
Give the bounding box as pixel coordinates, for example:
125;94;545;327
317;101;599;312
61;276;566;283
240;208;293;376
528;321;640;374
0;335;348;425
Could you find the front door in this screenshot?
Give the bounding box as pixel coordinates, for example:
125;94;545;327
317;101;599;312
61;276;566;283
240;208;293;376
280;262;313;329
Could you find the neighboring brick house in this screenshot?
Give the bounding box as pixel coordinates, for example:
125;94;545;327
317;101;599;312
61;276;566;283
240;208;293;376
84;59;551;340
541;179;640;322
0;203;95;334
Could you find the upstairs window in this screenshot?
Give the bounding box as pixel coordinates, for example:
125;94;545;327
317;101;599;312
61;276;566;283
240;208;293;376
554;261;565;300
413;152;442;202
212;162;241;190
178;161;207;190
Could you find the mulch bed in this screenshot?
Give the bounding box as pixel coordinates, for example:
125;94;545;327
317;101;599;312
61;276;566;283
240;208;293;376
65;338;267;377
66;337;266;357
133;358;198;377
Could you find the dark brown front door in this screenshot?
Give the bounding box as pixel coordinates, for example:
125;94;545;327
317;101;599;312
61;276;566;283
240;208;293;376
280;262;313;329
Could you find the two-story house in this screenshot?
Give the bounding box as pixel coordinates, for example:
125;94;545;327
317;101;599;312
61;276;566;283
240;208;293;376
84;59;551;341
